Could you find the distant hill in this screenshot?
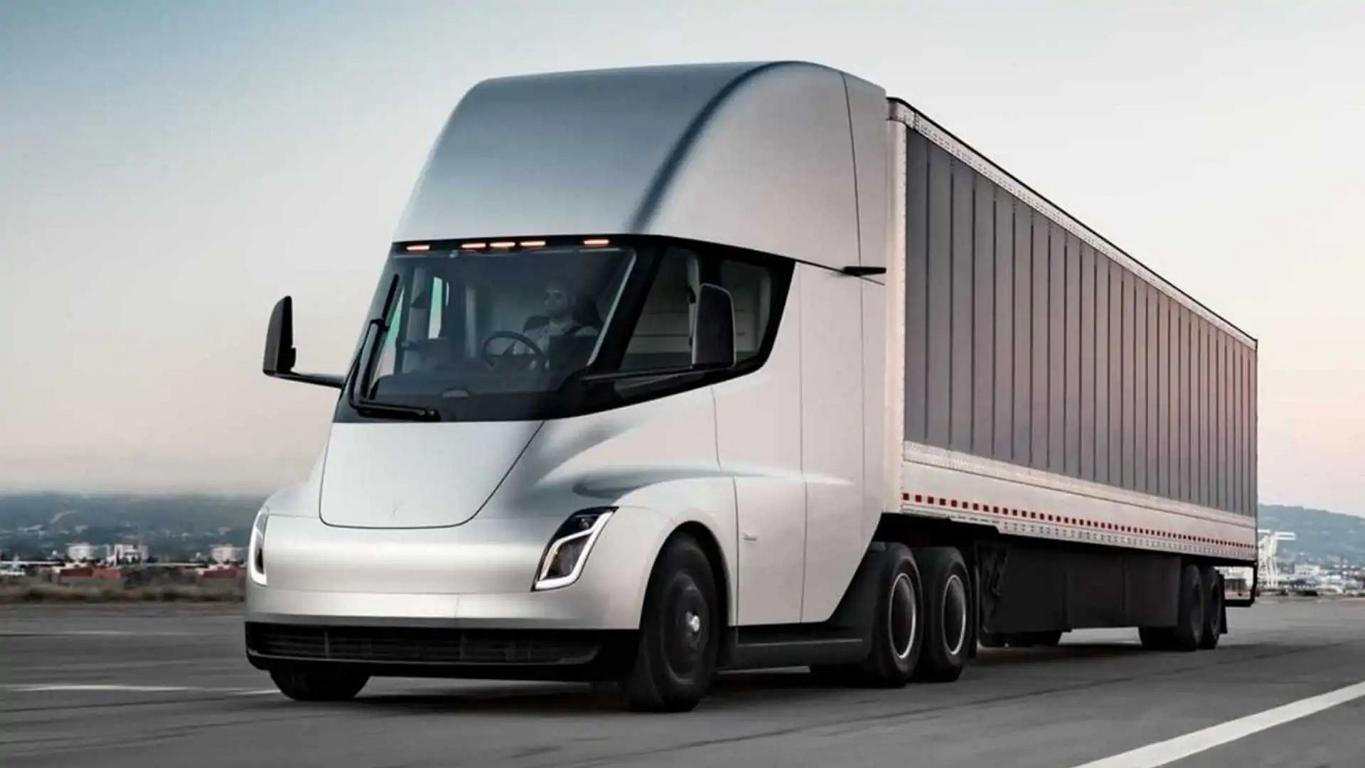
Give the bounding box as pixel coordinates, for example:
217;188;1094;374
1259;504;1365;565
3;492;1363;566
0;493;263;561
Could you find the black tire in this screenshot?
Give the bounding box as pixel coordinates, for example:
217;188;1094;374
1169;563;1206;651
269;667;369;701
1199;568;1223;650
912;547;970;683
854;542;924;687
622;534;719;712
1138;626;1172;650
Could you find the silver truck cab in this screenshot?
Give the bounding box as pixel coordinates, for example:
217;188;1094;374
247;62;898;710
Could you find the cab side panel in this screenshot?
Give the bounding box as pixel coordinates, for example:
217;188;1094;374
715;272;807;625
799;264;868;621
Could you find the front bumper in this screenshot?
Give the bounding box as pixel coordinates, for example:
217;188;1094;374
245;507;670;630
244;621;635;680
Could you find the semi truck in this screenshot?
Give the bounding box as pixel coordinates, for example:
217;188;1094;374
246;61;1258;711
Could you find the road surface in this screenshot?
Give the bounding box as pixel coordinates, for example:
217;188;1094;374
3;599;1364;767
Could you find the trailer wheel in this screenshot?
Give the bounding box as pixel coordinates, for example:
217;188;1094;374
1199;568;1223;650
622;533;719;712
268;667;369;701
912;547;969;682
1169;564;1206;651
1140;564;1208;651
844;542;924;687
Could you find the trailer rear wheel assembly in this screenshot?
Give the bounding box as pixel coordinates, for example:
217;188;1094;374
1169;564;1206;651
1140;563;1206;652
1199;568;1224;650
268;667;369;701
622;534;719;712
911;547;969;682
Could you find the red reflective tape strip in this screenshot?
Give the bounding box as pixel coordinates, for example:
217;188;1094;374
904;491;1249;554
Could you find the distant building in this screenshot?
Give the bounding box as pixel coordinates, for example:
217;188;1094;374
66;542;107;563
64;542;149;565
1294;563;1324;578
109;543;149;564
209;544;246;565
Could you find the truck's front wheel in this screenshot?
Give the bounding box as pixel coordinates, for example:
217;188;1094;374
269;666;368;701
622;534;719;712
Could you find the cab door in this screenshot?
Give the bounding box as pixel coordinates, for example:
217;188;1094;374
714;266;806;625
798;264;867;621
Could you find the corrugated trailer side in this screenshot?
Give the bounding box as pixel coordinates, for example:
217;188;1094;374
884;100;1257;571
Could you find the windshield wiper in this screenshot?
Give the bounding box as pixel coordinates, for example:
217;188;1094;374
347;274;438;422
577;364;716;384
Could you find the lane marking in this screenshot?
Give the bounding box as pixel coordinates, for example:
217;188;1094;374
1072;679;1365;768
1;683;277;696
0;630;201;637
5;684;197;693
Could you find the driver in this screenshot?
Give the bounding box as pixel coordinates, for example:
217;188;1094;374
522;281;601;367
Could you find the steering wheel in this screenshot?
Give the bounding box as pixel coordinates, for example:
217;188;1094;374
480;331;547;367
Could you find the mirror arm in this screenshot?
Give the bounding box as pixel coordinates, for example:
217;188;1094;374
270;371;345;389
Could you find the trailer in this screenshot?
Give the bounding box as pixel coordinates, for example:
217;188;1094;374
246;61;1257;710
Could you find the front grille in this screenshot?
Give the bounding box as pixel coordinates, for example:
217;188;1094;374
246;623;602;665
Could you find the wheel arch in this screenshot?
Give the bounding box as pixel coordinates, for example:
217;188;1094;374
668;521;732;632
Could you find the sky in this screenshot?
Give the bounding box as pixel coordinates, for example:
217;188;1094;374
1;1;1362;515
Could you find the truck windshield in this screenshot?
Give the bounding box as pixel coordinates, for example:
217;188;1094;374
334;236;793;423
344;243;634;421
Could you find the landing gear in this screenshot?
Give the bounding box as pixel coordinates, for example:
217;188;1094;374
269;667;369;701
622;534;719;712
912;547;969;682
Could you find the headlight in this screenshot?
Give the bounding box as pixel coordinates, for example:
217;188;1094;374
533;508;615;591
248;507;269;586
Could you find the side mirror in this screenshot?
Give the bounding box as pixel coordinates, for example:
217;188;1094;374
262;296;344;389
692;283;736;369
263;296;297;377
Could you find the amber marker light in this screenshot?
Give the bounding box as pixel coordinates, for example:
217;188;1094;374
490;241;516;249
519;240;547;248
461;242;487;250
405;244;431;252
582;238;610;247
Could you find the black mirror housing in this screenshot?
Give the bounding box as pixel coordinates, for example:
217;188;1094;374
263;296;297;377
262;296;345;389
692;283;736;369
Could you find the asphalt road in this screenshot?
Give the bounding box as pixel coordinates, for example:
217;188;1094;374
3;599;1365;767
